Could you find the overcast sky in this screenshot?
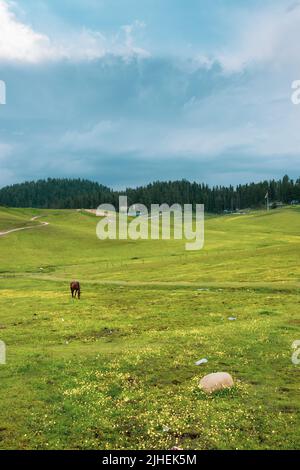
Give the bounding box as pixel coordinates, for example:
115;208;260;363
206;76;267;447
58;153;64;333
0;0;300;189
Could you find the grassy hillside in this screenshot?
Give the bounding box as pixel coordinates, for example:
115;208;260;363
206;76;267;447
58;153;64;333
0;206;299;449
0;207;42;232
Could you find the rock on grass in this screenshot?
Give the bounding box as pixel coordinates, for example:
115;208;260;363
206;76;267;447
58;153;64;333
199;372;234;394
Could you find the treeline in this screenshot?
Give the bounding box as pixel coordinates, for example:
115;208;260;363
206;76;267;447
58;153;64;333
0;178;114;209
123;175;300;212
0;175;299;212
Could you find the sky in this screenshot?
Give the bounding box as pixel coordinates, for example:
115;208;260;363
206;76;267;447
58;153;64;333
0;0;300;189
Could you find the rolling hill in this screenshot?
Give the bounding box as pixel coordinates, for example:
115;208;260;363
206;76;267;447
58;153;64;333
0;206;299;449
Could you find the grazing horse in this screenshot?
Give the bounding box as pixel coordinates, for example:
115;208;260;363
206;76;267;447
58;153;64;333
70;281;81;299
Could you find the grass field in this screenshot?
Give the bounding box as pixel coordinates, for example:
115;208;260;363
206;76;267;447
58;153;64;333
0;206;300;450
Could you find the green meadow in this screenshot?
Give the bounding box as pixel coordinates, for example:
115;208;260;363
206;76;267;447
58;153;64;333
0;206;299;449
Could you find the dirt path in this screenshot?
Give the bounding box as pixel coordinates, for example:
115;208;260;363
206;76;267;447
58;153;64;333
0;216;49;237
12;273;298;292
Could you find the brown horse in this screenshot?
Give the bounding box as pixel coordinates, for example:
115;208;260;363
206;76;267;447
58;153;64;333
70;281;81;299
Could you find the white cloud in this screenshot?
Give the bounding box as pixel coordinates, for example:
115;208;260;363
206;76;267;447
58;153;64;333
214;4;300;72
0;1;148;63
0;1;54;62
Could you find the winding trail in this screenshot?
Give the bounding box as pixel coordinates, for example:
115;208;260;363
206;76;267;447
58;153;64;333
0;216;49;237
5;273;295;292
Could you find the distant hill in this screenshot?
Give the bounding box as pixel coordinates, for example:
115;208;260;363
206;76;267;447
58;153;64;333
0;178;114;209
0;175;299;212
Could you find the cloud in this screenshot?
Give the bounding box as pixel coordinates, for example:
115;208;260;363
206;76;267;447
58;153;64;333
120;20;148;58
286;2;300;13
0;1;148;63
1;0;296;73
0;1;299;189
0;0;54;62
0;142;12;160
212;4;300;72
58;109;300;162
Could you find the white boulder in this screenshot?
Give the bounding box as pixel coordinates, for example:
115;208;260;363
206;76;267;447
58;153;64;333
199;372;234;393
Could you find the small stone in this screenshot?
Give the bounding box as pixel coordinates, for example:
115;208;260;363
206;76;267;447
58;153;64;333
199;372;234;393
195;358;208;365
